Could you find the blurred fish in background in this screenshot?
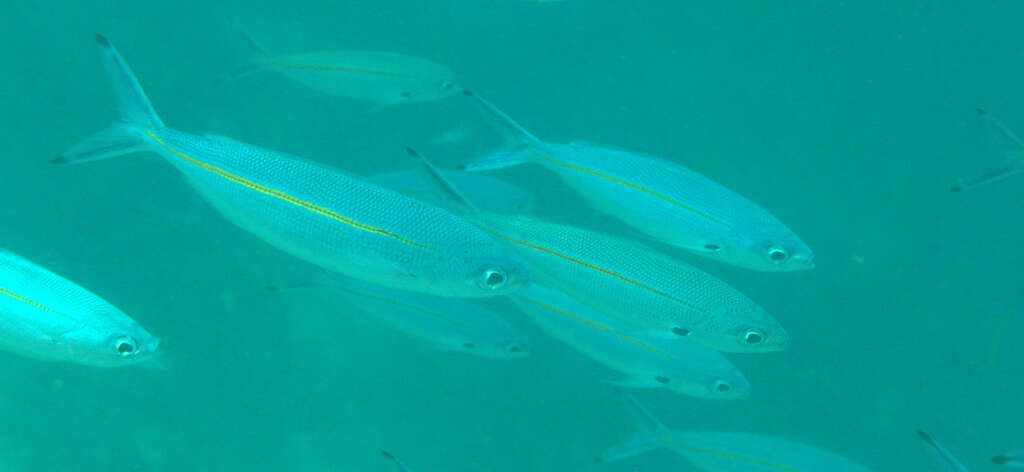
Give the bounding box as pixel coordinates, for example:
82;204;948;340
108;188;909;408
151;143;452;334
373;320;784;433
951;110;1024;192
599;397;874;471
229;34;461;106
267;273;530;359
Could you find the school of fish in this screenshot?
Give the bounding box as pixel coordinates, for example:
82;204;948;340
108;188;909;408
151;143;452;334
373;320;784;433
0;24;1012;471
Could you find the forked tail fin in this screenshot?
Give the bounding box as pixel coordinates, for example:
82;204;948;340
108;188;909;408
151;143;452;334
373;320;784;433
596;395;671;463
54;34;163;165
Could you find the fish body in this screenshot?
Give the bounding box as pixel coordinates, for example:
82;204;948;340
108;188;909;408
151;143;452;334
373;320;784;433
512;284;748;398
600;399;872;472
463;93;814;271
58;34;527;299
994;453;1024;467
0;250;158;367
367;167;532;213
305;275;529;359
478;213;786;353
254;49;460;104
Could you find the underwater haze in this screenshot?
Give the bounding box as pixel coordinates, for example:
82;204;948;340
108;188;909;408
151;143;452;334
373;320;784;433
1;0;1021;471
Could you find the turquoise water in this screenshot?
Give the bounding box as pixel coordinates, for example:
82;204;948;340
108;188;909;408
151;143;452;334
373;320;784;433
2;0;1021;470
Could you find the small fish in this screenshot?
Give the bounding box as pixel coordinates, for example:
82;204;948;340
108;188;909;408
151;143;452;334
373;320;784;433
599;397;873;471
951;109;1024;191
268;275;529;359
57;34;528;299
407;147;786;353
916;430;969;472
461;91;814;272
235;35;460;105
366;167;532;213
381;450;413;472
993;453;1024;467
512;284;748;399
0;249;159;367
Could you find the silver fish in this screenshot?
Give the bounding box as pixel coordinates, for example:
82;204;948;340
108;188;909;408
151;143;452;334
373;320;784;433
56;34;527;299
478;213;787;353
600;397;873;471
0;249;158;367
462;91;814;272
951;109;1024;192
512;284;748;398
270;275;529;359
366;167;532;213
237;35;460;105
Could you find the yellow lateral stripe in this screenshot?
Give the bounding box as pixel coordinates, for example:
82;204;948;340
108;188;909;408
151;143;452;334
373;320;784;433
518;296;674;360
531;150;733;229
341;289;467;328
267;60;417;78
143;130;437;252
490;230;707;315
659;436;801;472
0;286;73;321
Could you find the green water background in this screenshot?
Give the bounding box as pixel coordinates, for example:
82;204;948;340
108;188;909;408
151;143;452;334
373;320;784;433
0;0;1020;470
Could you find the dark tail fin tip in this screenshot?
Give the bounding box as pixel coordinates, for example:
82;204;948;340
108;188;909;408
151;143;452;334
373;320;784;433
977;108;988;116
950;184;962;192
51;157;68;165
381;450;394;459
405;147;421;158
93;33;110;46
915;429;930;440
462;89;475;97
993;455;1011;464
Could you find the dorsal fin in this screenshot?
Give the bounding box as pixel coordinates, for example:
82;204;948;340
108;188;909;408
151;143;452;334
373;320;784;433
463;90;541;144
405;147;480;212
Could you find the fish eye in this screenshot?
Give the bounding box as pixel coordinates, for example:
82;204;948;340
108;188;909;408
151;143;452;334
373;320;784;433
477;267;508;290
768;247;789;263
743;329;765;345
113;336;138;357
439;80;454;91
654;376;670;384
712;380;732;393
671;327;691;337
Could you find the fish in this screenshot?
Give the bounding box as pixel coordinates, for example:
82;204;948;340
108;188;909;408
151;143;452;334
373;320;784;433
366;167;533;213
235;35;460;105
0;249;159;367
916;430;970;472
268;274;529;359
381;450;413;472
511;284;748;398
407;147;786;353
477;213;787;353
56;34;528;299
993;453;1024;467
599;397;873;471
460;91;814;272
951;109;1024;191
